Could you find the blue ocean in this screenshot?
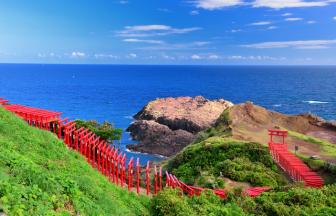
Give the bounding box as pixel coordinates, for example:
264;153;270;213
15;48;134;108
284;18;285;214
1;64;335;163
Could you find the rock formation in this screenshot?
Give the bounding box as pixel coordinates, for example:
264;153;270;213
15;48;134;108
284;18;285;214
127;96;233;156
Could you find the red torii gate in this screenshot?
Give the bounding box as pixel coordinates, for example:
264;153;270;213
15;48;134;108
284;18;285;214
268;129;324;188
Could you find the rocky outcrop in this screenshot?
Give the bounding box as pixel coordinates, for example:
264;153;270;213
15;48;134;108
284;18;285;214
127;96;233;156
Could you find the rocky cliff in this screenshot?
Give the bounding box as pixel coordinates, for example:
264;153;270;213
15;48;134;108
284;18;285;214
126;96;233;156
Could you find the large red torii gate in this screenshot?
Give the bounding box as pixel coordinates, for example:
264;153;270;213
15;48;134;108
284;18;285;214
268;129;324;188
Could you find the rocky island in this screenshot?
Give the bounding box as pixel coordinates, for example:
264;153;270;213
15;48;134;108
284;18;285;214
126;96;233;156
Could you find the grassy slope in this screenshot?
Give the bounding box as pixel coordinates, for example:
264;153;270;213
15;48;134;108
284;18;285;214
0;108;150;216
286;129;336;157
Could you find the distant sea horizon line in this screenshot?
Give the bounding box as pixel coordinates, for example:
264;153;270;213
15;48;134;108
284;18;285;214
0;63;336;67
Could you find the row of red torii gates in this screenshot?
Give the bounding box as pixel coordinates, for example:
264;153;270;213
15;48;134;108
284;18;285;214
0;98;323;199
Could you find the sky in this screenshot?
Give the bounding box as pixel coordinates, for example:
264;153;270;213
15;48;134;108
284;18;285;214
0;0;336;65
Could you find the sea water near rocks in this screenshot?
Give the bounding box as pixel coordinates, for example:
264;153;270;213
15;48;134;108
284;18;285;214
1;64;335;164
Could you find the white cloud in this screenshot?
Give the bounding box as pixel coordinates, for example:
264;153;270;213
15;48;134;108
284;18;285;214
119;0;128;4
334;16;336;20
250;21;272;25
229;29;242;33
208;54;220;59
117;25;202;37
123;38;164;44
71;51;85;57
194;0;244;10
267;26;278;30
226;55;287;61
138;41;210;51
242;39;336;49
193;0;335;10
127;53;137;58
191;54;202;59
307;20;317;24
94;54;119;59
282;13;293;16
125;25;171;31
252;0;329;9
285;17;303;21
190;10;200;15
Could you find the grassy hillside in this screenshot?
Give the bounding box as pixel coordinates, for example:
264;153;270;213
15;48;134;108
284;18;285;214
166;137;288;188
0;108;150;216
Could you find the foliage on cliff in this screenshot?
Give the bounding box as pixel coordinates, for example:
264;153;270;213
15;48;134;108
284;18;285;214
0;108;149;216
75;119;122;142
166;137;288;188
152;185;336;216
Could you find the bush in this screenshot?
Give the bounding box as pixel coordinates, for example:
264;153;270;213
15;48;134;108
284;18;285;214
233;185;336;216
167;137;287;188
151;189;246;216
75;119;123;142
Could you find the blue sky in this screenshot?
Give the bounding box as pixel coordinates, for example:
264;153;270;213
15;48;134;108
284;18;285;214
0;0;336;65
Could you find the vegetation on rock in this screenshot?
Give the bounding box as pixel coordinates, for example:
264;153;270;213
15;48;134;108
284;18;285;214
75;119;122;142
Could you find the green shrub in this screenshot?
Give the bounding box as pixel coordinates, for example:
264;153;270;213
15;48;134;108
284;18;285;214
75;119;123;142
151;189;246;216
167;137;287;187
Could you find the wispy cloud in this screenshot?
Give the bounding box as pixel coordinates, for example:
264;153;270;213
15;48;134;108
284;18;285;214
94;54;119;59
191;54;202;59
192;0;335;10
242;39;336;49
194;0;244;10
252;0;329;9
249;21;272;25
190;10;200;15
123;38;164;44
334;16;336;20
71;51;86;58
126;53;137;58
267;26;278;30
285;17;304;21
116;25;201;37
307;20;317;24
282;13;293;16
229;29;242;33
138;41;211;51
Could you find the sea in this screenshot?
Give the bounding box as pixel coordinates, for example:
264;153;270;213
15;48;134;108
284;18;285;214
1;64;335;164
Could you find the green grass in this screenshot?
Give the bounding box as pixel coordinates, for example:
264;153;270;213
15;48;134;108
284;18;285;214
286;129;336;157
0;108;150;216
166;137;288;188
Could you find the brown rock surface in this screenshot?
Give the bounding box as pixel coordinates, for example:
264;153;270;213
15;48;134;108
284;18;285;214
228;102;336;163
127;96;233;156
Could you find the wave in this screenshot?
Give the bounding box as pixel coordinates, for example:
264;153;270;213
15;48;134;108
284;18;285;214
273;104;282;107
124;115;134;119
125;148;167;158
303;100;329;104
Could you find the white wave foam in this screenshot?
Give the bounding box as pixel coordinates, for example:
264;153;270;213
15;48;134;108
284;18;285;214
273;104;282;107
303;100;329;104
125;148;167;158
